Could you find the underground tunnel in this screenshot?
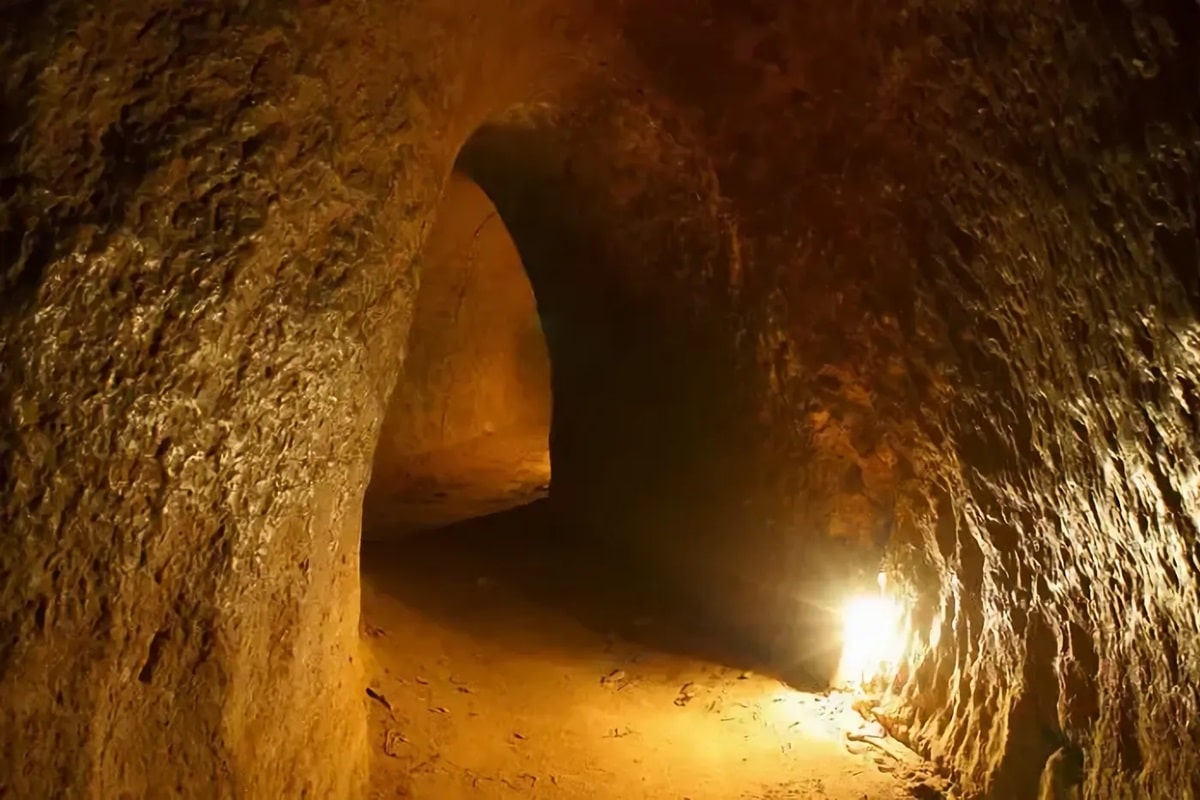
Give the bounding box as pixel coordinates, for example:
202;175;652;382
2;1;1199;799
362;172;553;536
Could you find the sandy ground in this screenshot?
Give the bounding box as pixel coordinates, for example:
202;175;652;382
360;499;946;800
363;431;551;538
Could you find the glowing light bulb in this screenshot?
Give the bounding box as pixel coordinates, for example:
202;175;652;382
836;574;908;688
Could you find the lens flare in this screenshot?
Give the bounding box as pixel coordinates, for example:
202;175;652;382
836;573;908;688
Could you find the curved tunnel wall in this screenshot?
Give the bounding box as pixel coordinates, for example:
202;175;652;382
1;1;1198;798
605;2;1200;797
372;173;550;462
364;173;552;536
0;3;573;796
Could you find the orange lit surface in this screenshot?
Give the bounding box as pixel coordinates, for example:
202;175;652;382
361;518;932;799
836;581;909;689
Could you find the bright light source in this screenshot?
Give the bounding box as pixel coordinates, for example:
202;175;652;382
836;573;908;689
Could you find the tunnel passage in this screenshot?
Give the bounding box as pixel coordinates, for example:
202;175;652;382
445;113;863;681
362;110;838;667
2;1;1200;799
356;120;925;800
353;113;910;797
364;174;552;536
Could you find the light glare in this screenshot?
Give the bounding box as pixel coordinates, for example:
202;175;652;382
836;575;908;688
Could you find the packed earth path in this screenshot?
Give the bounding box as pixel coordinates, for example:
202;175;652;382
360;498;950;800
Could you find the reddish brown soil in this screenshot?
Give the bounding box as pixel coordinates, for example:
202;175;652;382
360;503;945;799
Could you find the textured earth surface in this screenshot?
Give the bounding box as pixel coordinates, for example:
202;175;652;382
1;1;1198;799
361;505;943;800
368;173;550;478
363;432;550;538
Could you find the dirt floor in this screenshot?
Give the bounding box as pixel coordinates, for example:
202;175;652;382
360;497;948;800
363;431;551;538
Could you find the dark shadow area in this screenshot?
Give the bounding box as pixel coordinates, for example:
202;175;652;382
451;116;856;685
455;119;761;529
361;500;838;691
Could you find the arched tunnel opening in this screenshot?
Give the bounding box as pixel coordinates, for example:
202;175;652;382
2;2;1199;799
354;119;941;797
362;172;553;536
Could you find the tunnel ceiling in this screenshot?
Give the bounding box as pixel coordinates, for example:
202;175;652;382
2;1;1199;798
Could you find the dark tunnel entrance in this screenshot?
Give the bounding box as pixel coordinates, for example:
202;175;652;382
360;117;821;686
353;122;910;798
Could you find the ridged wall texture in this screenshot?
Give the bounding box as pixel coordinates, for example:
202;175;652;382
1;1;1196;798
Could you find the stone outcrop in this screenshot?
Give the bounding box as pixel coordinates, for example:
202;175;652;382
1;1;1197;797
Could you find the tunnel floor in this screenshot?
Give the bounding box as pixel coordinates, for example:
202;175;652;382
359;503;946;799
364;431;551;537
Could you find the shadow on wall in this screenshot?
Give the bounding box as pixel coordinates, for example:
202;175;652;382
364;174;553;538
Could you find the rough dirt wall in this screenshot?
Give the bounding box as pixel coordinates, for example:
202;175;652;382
2;0;1199;799
370;173;550;476
604;1;1200;798
877;5;1200;798
461;2;1200;797
0;1;587;796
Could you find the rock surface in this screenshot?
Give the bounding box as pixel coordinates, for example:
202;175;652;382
1;0;1197;798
